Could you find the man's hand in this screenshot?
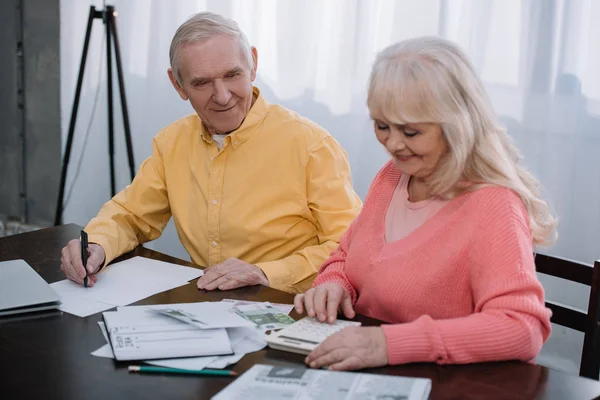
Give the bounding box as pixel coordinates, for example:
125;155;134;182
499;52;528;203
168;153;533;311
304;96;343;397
197;258;269;291
294;283;355;324
305;327;388;371
60;239;106;287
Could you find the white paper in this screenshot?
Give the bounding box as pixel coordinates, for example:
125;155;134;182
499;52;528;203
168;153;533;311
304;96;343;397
91;344;114;358
55;294;115;317
211;364;432;400
146;355;219;370
119;302;255;329
91;322;115;359
98;321;109;341
206;353;245;369
102;308;232;361
90;325;219;367
207;326;267;369
145;326;266;370
90;323;113;358
113;257;203;282
50;256;203;316
92;319;267;371
221;299;294;315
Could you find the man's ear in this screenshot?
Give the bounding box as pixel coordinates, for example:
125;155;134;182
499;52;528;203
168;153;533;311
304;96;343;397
168;68;189;101
250;47;258;82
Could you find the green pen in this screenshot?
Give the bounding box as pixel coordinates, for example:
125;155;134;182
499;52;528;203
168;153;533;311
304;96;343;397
128;365;238;377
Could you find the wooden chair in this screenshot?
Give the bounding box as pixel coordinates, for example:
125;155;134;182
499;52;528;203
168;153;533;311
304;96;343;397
535;254;600;380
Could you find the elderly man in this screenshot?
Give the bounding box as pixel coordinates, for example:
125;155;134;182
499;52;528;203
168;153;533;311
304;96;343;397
59;12;361;294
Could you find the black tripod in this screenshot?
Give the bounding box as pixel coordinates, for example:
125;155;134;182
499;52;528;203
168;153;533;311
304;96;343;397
54;5;135;226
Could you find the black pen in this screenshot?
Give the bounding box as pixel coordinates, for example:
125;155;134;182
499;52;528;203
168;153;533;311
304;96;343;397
81;230;89;288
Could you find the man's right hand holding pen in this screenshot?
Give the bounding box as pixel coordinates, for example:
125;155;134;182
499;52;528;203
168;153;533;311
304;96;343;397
60;233;106;287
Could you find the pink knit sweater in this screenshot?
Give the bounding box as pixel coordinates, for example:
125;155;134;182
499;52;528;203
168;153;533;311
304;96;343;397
313;161;552;365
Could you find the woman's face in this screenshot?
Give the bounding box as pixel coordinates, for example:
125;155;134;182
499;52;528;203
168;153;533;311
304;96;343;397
372;118;448;179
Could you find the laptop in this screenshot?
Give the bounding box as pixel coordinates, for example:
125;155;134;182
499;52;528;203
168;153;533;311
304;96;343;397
0;259;61;317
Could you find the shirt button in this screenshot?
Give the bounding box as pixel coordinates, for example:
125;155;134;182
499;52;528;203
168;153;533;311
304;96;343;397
211;241;217;247
210;156;215;161
234;141;238;145
212;200;218;205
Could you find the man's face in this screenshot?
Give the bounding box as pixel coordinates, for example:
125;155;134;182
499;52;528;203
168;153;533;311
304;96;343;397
168;35;257;134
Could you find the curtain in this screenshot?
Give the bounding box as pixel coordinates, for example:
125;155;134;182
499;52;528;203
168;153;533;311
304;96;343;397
60;0;600;374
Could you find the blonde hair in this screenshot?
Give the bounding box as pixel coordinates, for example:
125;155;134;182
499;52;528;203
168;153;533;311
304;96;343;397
169;12;253;83
368;37;557;246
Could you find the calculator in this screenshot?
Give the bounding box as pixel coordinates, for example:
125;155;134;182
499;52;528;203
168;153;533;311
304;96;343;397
266;317;361;355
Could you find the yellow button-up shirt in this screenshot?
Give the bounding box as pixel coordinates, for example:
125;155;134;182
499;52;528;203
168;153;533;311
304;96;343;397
86;88;362;293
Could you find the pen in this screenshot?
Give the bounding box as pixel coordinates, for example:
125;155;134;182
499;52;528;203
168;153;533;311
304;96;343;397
81;230;89;288
128;365;238;376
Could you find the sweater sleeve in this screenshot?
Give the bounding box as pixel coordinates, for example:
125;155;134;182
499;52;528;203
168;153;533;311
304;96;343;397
381;189;552;365
312;161;396;303
311;219;358;303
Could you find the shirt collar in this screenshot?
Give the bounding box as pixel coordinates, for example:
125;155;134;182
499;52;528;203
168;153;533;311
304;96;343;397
200;87;269;150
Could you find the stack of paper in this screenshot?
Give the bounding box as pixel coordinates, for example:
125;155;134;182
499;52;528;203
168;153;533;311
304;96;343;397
92;300;295;370
50;257;204;317
102;307;233;360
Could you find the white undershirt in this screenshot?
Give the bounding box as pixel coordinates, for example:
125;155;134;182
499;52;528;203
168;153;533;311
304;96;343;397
212;134;229;150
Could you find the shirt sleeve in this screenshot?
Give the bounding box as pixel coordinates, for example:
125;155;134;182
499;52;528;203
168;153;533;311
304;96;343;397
381;190;552;365
85;135;172;267
256;135;362;294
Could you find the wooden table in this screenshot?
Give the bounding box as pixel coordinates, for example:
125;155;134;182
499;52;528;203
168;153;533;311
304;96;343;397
1;224;599;400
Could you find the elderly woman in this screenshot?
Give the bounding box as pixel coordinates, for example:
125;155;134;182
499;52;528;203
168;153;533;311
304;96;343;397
294;37;556;371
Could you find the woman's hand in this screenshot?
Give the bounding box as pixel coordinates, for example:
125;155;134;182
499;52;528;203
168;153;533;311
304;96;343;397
294;283;355;324
305;326;389;371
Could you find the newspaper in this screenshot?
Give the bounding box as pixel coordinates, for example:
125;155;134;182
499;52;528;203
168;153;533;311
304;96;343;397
211;364;432;400
232;303;296;330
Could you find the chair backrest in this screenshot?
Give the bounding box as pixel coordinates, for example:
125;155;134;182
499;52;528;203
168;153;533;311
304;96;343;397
535;253;600;380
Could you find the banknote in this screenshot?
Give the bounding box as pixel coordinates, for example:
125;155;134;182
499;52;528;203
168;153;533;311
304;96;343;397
232;303;296;330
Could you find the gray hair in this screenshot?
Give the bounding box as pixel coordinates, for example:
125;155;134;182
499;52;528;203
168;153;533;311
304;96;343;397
368;37;557;246
169;12;254;83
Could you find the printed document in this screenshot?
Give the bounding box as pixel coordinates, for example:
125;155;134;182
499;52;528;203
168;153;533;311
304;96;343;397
102;307;231;361
212;364;432;400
